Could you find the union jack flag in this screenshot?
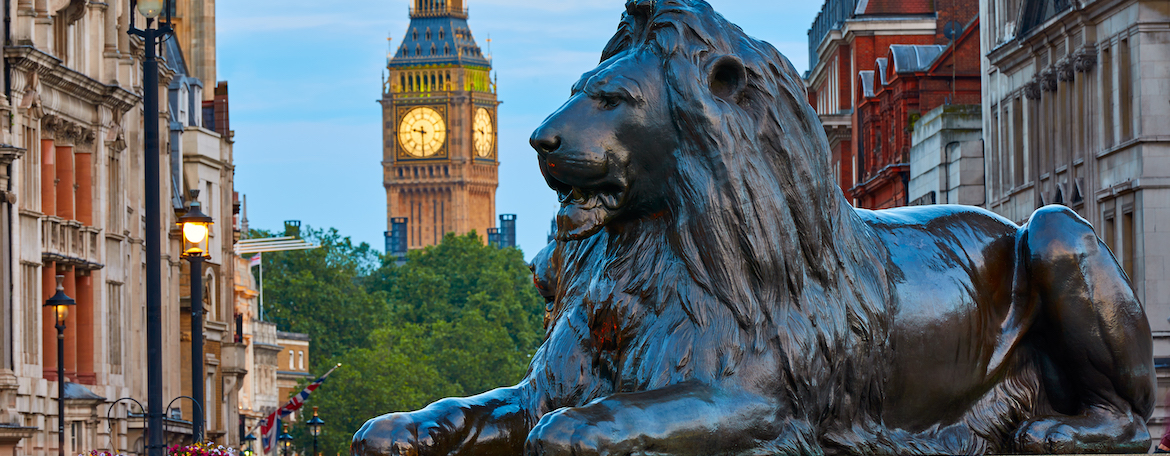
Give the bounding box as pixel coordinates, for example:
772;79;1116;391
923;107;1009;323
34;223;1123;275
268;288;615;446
259;363;341;453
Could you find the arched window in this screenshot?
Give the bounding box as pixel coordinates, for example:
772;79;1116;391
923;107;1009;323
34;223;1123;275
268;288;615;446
412;28;418;41
288;351;294;369
298;351;304;370
444;45;449;55
415;44;421;56
439;28;445;40
430;44;436;56
426;28;431;40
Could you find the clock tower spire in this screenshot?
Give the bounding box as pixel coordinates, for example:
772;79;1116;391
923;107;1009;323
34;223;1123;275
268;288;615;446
381;0;499;256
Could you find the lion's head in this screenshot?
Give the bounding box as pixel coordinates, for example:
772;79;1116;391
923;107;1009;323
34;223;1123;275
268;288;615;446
532;0;888;327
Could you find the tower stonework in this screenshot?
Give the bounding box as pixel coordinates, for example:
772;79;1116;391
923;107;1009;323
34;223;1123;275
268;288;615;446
382;0;499;252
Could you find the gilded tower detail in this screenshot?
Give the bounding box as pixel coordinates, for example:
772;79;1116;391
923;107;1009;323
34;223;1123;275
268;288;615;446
382;0;499;254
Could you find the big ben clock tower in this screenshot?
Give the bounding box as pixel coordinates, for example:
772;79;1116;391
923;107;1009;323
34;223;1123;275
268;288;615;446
382;0;499;254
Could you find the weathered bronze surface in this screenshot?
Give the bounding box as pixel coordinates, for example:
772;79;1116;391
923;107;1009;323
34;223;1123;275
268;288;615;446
351;0;1155;454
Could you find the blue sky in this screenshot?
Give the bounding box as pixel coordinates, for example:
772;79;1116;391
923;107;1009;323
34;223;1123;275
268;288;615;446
220;0;823;261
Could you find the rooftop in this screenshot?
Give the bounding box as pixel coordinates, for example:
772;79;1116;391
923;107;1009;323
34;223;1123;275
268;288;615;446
277;331;310;342
389;13;491;69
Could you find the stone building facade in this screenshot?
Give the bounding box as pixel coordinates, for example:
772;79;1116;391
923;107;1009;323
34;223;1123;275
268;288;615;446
979;0;1170;423
0;0;248;454
805;0;981;209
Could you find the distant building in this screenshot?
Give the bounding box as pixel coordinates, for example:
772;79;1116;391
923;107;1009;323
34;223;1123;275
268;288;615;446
488;214;517;249
275;332;312;416
907;104;986;207
382;0;500;251
979;0;1170;425
804;0;981;208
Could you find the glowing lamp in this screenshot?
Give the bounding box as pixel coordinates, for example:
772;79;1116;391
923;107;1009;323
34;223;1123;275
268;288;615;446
136;0;165;19
43;275;75;325
177;190;213;259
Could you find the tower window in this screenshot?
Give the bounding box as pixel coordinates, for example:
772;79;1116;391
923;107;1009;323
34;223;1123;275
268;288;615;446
412;28;418;41
444;45;449;55
426;28;432;40
431;44;436;56
439;28;445;40
416;44;421;56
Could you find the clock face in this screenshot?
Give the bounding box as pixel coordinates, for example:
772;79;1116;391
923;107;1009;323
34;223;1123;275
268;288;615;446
473;107;494;158
398;107;447;157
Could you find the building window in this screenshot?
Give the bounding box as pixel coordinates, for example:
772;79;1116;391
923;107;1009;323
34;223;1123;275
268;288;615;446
20;126;38;211
107;282;123;373
1118;38;1134;141
1012;97;1025;186
1104;213;1116;254
289;351;294;369
53;16;71;66
1122;210;1135;280
1101;45;1114;148
298;351;304;370
107;155;122;232
70;421;80;453
22;264;39;363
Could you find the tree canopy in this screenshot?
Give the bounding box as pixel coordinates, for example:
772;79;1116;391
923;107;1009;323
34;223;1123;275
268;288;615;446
255;229;545;455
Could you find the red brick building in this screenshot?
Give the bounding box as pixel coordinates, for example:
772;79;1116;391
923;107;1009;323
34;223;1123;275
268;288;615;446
805;0;981;209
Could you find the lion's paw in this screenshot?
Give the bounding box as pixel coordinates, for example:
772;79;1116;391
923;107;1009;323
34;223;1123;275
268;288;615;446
1013;415;1150;454
525;409;611;456
351;413;438;456
1013;420;1077;454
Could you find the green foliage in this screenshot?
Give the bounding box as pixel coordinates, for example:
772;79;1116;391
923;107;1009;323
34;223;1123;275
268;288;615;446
253;227;387;363
262;229;544;456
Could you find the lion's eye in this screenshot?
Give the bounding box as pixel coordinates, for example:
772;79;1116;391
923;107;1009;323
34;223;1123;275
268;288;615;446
598;96;622;110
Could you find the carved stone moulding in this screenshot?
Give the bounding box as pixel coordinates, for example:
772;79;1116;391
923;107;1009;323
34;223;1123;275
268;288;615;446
1074;49;1097;73
1024;80;1042;100
39;113;96;147
1040;68;1059;92
1056;58;1075;82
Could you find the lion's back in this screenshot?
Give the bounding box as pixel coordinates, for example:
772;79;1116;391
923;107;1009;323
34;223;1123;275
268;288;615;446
857;204;1022;429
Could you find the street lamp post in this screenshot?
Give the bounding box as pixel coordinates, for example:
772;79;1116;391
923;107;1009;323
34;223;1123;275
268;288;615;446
127;1;173;455
44;275;75;456
178;190;213;443
242;433;257;456
306;407;324;456
278;424;293;456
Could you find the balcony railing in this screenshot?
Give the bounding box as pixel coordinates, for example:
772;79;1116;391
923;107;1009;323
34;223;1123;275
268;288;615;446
41;216;102;268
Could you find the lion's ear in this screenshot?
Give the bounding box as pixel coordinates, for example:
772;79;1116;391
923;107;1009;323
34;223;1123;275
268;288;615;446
708;55;747;103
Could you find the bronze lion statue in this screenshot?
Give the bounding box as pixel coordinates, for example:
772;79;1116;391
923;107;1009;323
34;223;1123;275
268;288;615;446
352;0;1154;454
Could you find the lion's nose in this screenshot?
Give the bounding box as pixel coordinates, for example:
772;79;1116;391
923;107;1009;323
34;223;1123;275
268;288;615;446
530;128;562;156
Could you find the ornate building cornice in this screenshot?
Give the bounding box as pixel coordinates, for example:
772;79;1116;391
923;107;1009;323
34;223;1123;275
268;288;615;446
40;114;95;147
5;45;140;115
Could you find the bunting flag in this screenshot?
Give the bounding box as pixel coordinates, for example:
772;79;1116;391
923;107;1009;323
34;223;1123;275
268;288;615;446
257;363;341;453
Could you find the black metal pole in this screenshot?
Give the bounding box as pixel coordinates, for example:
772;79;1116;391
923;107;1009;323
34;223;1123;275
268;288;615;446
56;319;64;456
143;20;164;456
189;254;204;443
313;434;318;456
